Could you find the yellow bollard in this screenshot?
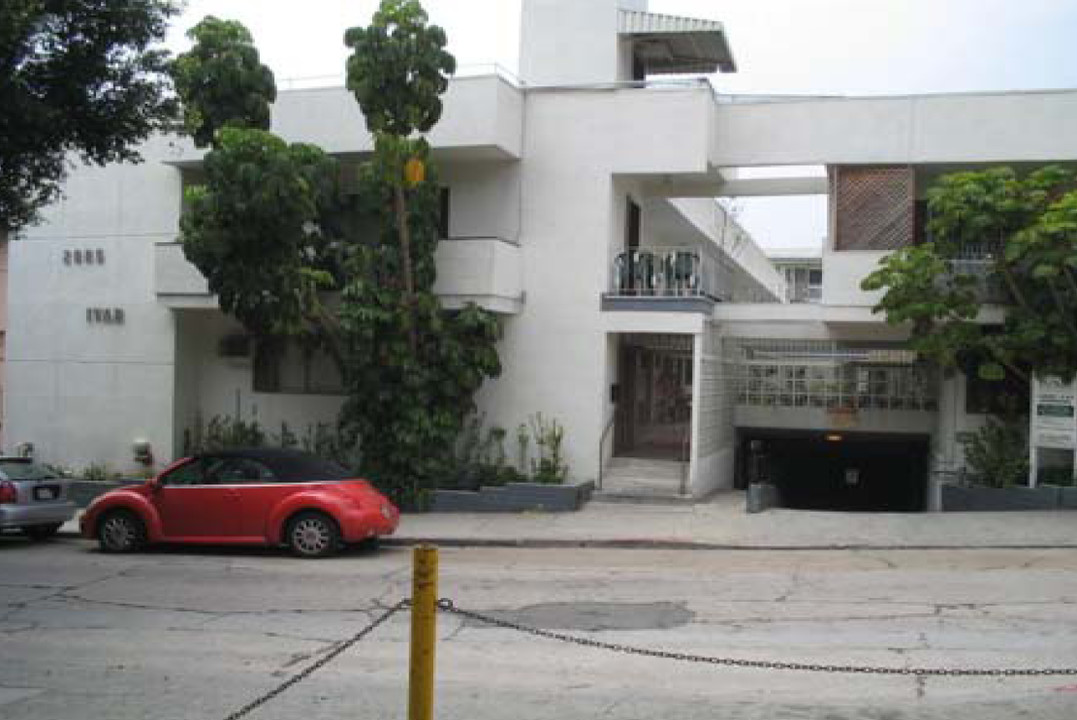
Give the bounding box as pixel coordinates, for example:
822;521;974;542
408;545;438;720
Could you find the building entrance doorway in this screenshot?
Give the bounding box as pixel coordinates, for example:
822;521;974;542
614;334;692;460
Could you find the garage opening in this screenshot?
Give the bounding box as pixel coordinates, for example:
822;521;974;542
736;429;929;512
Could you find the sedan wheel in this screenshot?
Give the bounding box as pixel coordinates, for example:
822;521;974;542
287;512;341;558
98;511;146;553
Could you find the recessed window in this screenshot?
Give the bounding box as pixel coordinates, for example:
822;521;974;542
253;338;343;395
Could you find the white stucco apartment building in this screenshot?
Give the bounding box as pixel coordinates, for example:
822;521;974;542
6;0;1077;510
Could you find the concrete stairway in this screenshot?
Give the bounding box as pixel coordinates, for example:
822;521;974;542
594;457;693;504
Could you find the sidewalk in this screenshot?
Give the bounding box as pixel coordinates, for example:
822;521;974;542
62;491;1077;550
386;491;1077;550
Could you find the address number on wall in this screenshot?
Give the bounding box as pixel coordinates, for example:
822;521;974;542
64;248;105;265
86;307;125;325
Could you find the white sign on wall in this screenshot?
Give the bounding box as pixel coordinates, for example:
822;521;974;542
1030;375;1077;485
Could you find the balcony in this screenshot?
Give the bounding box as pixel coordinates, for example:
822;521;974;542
432;237;523;314
601;244;728;313
155;238;524;314
944;242;1007;304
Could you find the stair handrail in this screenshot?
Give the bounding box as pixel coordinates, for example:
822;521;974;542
597;411;617;491
679;425;691;496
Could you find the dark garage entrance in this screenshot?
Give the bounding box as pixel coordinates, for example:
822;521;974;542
737;430;929;512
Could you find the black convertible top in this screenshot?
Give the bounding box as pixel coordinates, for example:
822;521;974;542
194;448;354;482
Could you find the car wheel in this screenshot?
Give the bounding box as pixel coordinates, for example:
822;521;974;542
286;511;341;558
98;510;146;553
22;523;62;541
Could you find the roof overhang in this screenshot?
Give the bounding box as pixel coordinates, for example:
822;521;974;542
619;10;737;74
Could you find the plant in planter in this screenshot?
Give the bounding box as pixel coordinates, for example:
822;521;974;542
83;463;113;482
529;413;568;485
964;417;1029;488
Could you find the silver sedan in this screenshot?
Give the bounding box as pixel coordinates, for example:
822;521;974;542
0;457;76;540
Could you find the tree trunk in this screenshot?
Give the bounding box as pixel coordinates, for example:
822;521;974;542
394;184;418;352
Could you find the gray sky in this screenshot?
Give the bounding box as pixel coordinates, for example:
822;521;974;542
166;0;1077;250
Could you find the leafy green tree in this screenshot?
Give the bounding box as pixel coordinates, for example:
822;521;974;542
178;5;501;502
345;0;455;348
0;0;179;233
179;127;346;365
862;166;1077;384
171;16;277;148
340;0;501;498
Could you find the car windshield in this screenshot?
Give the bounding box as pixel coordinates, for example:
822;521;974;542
0;460;57;481
261;455;352;482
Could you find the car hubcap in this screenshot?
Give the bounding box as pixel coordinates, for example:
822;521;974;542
293;519;330;555
102;517;133;549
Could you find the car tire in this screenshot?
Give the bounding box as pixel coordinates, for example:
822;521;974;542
22;523;62;541
97;510;147;554
286;511;341;559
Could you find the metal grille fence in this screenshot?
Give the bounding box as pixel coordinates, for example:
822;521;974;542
726;339;938;412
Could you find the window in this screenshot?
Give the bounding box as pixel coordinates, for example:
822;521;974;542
252;338;343;395
0;460;55;481
439;187;451;239
160;460;207;486
209;458;275;484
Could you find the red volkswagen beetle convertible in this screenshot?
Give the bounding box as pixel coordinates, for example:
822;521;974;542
81;449;399;558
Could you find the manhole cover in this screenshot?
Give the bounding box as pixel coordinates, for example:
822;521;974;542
466;601;694;631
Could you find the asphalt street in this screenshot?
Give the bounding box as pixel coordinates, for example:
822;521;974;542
1;535;1077;719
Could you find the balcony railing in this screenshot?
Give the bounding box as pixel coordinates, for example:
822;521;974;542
610;244;730;301
943;241;1007;303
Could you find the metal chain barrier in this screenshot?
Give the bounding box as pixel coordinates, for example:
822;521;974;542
218;590;1077;720
437;598;1077;678
222;599;410;720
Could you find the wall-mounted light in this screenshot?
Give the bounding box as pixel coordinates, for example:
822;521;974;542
825;433;843;442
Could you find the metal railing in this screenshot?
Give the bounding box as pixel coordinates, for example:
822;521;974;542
597;411;617;491
935;240;1008;303
679;425;691;496
610;244;730;301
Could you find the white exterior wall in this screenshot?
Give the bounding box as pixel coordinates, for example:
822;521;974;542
520;0;647;86
713;90;1077;167
168;75;525;166
0;237;7;448
821;250;889;307
173;312;345;454
6;136;184;473
690;322;734;497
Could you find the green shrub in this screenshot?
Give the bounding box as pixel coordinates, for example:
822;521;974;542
83;463;111;482
964;417;1029;488
529;413;567;485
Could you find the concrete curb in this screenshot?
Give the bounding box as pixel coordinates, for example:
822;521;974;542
58;528;1077;551
381;537;1077;551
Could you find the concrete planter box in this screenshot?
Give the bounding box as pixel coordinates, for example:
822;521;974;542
430;481;595;513
746;482;781;513
70;479;146;508
940;484;1067;512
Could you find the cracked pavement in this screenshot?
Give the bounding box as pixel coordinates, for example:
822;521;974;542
1;536;1077;719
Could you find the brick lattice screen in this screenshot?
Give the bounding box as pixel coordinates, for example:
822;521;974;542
833;166;915;251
